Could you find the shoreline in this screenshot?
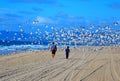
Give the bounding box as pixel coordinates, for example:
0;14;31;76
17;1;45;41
0;45;119;56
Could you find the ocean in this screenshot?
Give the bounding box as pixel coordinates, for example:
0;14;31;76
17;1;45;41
0;45;49;55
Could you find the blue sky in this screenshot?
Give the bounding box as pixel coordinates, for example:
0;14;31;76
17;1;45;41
0;0;120;30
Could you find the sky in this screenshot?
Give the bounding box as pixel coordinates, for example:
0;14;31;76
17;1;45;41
0;0;120;30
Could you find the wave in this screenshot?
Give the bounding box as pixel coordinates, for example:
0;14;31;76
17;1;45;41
0;45;49;55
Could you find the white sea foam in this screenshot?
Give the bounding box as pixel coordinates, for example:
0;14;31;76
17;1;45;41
0;45;49;55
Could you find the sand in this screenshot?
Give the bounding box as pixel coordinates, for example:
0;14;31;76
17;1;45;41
0;46;120;81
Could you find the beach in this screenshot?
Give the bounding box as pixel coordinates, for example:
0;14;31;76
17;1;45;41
0;46;120;81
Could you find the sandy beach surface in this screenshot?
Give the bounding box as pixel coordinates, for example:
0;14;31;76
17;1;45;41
0;46;120;81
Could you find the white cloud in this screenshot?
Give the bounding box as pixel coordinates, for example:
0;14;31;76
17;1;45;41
33;16;54;24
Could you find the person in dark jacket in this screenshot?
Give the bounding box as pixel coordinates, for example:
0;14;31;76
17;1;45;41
65;46;70;59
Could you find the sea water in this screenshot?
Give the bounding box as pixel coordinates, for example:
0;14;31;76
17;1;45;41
0;45;49;55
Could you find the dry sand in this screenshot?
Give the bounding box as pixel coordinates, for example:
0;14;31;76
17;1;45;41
0;46;120;81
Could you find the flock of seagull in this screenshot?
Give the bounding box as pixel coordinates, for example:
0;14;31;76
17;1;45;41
0;21;120;47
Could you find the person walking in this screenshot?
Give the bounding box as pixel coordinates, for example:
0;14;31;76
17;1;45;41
65;46;70;59
51;42;57;58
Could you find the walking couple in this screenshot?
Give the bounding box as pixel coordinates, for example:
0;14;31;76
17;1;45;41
50;42;70;59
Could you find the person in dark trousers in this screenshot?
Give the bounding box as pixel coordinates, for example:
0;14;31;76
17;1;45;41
51;42;57;58
65;46;70;59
